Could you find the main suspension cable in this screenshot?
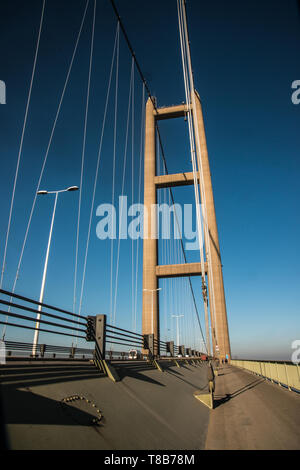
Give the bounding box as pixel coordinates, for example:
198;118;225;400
177;0;211;355
180;0;218;350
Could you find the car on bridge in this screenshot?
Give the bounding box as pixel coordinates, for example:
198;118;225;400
128;349;142;360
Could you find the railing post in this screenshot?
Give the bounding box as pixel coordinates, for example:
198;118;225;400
166;341;174;357
91;314;119;382
40;344;46;358
149;334;155;357
95;315;106;359
69;347;76;359
179;345;185;357
143;334;154;358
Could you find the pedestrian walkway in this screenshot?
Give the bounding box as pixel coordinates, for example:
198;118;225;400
205;365;300;450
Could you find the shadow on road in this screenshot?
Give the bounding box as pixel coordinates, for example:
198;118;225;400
114;362;166;387
0;361;104;389
1;386;102;427
213;378;265;408
166;368;208;390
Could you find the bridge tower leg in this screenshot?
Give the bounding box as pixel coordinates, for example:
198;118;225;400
192;90;231;361
142;97;159;354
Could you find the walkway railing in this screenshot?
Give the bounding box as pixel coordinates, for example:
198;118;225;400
0;288;207;380
231;359;300;392
3;340;94;359
0;288;87;342
106;324;144;351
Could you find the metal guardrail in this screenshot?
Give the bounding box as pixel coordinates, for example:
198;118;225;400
104;323;204;359
106;324;144;351
231;359;300;392
0;289;207;377
3;340;94;359
0;288;87;341
2;340;136;361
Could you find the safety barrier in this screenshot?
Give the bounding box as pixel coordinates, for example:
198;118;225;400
0;288;88;343
0;288;207;380
2;339;130;362
106;323;144;353
231;359;300;392
3;340;94;359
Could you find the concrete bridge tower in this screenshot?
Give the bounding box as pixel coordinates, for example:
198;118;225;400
142;93;231;361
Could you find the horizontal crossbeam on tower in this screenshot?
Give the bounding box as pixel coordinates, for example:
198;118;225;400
154;171;199;189
156;262;208;278
154;103;190;120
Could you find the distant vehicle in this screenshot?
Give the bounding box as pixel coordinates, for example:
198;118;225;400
128;349;142;360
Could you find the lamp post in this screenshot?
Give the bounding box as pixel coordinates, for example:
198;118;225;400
32;186;79;356
143;287;161;334
172;314;184;348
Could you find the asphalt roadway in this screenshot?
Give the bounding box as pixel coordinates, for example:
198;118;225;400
1;359;300;450
0;359;210;450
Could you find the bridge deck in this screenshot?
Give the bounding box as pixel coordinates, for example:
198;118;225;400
0;359;210;450
1;360;299;450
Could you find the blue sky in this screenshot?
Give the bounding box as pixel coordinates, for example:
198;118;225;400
0;0;299;360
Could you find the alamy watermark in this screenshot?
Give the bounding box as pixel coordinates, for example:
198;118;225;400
291;340;300;364
95;196;202;251
291;80;300;105
0;80;6;104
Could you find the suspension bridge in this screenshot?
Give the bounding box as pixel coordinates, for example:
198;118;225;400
0;0;299;451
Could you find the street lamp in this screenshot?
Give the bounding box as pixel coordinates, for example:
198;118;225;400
32;186;79;356
172;314;184;348
143;287;162;334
